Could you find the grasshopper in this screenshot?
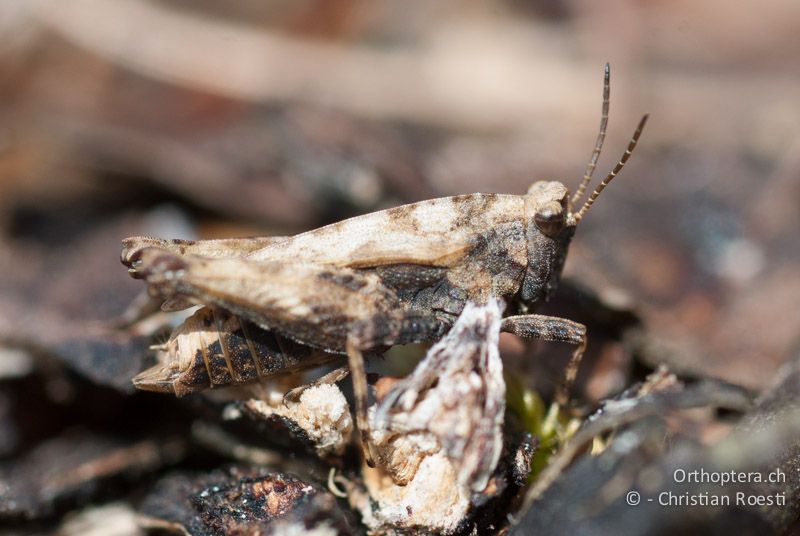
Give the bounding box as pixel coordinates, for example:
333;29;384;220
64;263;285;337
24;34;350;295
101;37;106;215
122;64;648;466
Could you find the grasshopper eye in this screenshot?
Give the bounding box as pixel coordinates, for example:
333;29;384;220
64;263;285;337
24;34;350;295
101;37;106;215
534;203;565;237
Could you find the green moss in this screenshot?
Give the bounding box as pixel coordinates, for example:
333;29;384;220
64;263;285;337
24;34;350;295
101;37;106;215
506;374;581;479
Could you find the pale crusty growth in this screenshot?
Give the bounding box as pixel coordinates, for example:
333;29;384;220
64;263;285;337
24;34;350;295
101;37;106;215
345;301;505;534
225;383;353;457
370;300;505;491
351;453;472;535
265;521;339;536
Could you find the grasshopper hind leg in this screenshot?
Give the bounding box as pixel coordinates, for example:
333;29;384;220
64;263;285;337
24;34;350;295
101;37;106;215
347;314;453;468
346;337;376;466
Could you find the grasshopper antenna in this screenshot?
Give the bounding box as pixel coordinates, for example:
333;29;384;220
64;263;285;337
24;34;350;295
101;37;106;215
571;63;610;207
574;113;649;222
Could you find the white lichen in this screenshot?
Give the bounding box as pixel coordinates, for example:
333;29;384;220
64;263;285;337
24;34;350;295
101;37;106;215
226;383;353;457
349;300;506;534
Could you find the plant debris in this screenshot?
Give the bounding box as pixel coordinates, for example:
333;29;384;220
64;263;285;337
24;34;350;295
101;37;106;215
138;466;354;535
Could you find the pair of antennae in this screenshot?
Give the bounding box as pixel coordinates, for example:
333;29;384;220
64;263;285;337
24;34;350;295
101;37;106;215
571;63;649;222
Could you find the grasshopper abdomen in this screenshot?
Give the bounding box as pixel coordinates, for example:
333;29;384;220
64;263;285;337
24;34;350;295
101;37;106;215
134;307;334;396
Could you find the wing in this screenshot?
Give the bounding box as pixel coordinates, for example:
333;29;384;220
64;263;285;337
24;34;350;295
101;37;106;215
122;236;293;312
245;194;525;269
122;236;289;269
133;248;404;351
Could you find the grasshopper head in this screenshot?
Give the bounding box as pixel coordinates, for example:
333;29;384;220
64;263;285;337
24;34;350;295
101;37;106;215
520;180;576;304
518;63;649;306
526;180;578;238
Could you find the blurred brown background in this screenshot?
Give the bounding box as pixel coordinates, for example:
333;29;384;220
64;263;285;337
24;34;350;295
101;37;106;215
1;1;800;531
1;0;799;403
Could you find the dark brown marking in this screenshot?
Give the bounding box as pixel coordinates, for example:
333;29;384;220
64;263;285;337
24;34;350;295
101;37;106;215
386;203;420;232
428;280;468;315
221;329;260;383
317;271;367;291
450;194;496;232
242;329;281;375
150;254;188;275
213;308;239;382
371;264;446;291
240;320;266;380
173;356;212;396
205;330;234;386
197;344;216;388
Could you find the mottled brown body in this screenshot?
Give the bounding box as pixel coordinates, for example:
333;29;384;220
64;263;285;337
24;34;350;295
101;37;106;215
123;65;648;466
134;307;335;396
124;186;569;353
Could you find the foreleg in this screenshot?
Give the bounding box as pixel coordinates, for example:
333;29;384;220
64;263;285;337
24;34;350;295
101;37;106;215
501;315;587;406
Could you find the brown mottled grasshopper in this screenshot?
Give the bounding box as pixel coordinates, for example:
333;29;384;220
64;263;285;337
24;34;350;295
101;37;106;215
123;64;648;465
